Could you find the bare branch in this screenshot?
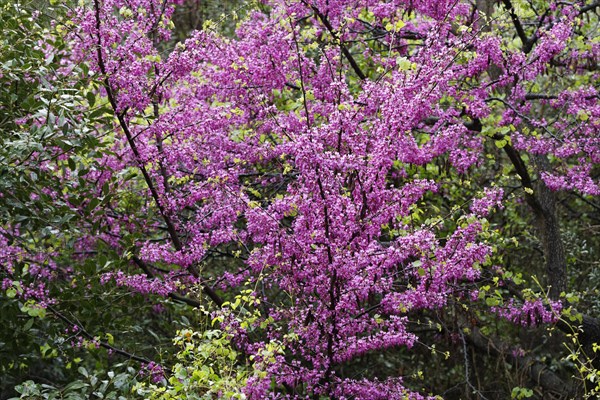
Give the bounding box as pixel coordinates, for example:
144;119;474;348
48;305;151;364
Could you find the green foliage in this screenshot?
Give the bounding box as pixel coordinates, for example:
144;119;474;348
511;386;534;399
10;365;139;400
135;303;252;399
134;291;284;399
0;2;197;396
561;328;600;399
134;328;248;399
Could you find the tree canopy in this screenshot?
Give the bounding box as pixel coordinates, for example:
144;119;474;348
1;0;600;399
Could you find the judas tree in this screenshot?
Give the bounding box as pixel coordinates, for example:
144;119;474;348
1;0;600;398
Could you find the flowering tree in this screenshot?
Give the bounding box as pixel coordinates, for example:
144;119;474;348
2;0;600;398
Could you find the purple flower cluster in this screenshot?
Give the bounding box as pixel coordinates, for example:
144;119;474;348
493;298;562;327
140;361;166;384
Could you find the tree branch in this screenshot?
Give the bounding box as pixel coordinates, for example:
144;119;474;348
131;255;219;307
580;1;600;14
556;314;600;369
467;114;567;298
93;0;182;252
93;0;224;307
468;327;575;398
48;305;151;364
501;0;534;53
306;2;366;80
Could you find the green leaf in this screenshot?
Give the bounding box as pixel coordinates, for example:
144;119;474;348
577;110;589;121
102;181;110;196
86;198;101;213
65;381;89;391
86;91;96;107
78;366;89;378
23;318;34;331
485;297;500;307
494;139;507;148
